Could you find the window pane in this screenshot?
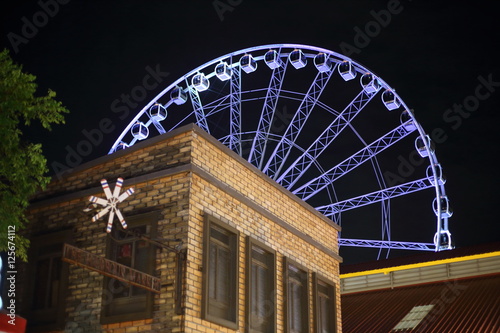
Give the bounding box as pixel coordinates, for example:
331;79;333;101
251;263;272;331
216;246;230;303
211;225;230;244
103;214;158;322
33;259;50;309
208;236;232;319
29;233;70;329
291;281;304;331
319;294;330;332
33;256;62;310
50;258;62;308
249;243;274;332
117;243;132;265
288;264;307;333
132;240;149;296
110;226;153;298
209;243;217;299
112;278;130;298
205;219;238;327
317;279;335;333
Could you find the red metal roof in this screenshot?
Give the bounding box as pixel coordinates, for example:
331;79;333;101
342;274;500;332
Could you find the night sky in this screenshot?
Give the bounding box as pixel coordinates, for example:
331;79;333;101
1;0;499;265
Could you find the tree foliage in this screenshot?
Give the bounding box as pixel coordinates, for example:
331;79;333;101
0;49;68;261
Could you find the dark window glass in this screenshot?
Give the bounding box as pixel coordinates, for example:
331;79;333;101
33;246;62;311
248;241;275;333
286;260;308;333
27;230;71;330
314;275;336;333
109;225;149;299
203;216;238;329
101;212;157;324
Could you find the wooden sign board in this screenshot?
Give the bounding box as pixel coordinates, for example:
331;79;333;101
62;243;161;293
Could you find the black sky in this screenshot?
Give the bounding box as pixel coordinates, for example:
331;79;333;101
1;0;499;264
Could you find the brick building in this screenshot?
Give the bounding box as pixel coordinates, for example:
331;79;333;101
18;124;342;332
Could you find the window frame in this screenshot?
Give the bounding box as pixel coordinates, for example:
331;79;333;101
202;215;239;330
100;211;158;324
245;237;276;333
313;273;337;333
25;228;72;331
284;257;310;333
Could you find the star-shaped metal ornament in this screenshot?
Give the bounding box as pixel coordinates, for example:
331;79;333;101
88;178;135;233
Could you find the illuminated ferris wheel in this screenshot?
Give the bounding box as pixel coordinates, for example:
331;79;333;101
110;44;453;258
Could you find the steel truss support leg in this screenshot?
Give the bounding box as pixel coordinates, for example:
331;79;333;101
187;82;210;134
229;62;242;155
248;61;288;168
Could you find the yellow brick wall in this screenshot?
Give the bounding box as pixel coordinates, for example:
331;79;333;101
21;124;341;332
190;131;340;256
183;129;341;332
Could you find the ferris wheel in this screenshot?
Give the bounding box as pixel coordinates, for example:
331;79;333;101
109;44;453;258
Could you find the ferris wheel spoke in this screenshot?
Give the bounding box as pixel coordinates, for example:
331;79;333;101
187;83;210;134
229;62;242;155
248;59;289;168
378;199;391;259
293;121;416;200
277;88;378;189
203;95;231;117
316;177;433;217
339;238;435;251
262;69;335;179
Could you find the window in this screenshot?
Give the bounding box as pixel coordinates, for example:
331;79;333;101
25;229;71;330
202;215;239;329
246;238;276;333
285;258;309;333
313;273;337;333
101;211;158;324
392;304;435;331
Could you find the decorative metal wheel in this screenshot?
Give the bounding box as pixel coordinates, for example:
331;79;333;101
109;44;452;258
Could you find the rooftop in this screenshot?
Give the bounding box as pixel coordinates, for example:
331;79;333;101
341;242;500;332
342;274;500;332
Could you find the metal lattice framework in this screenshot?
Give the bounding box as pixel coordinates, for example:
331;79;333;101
109;44;453;257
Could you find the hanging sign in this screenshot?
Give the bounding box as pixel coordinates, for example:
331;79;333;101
62;243;161;293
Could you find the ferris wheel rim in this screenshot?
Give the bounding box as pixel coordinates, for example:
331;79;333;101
109;43;452;253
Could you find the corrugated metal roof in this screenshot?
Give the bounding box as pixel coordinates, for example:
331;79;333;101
341;274;500;332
